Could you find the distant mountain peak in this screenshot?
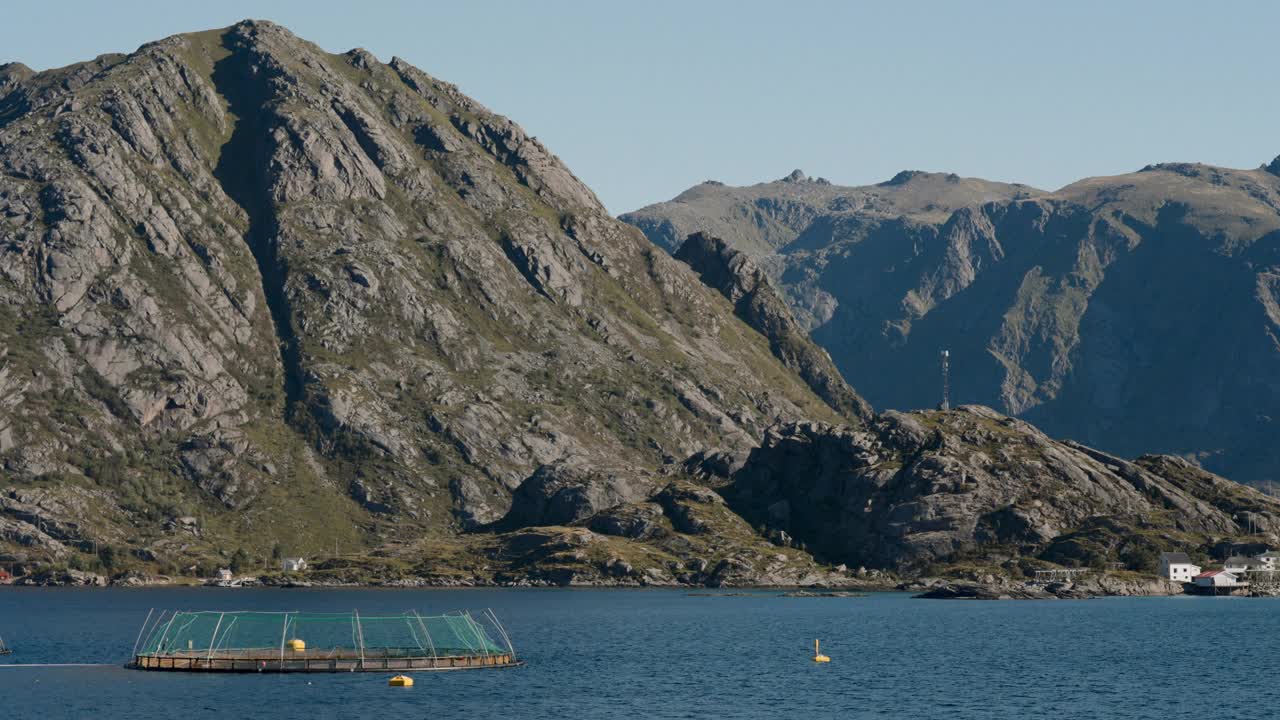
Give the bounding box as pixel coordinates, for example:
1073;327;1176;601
882;169;926;185
1139;162;1212;178
774;169;831;185
622;170;1036;257
1266;154;1280;176
230;17;285;33
880;170;960;187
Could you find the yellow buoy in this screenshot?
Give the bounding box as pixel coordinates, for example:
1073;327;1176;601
388;674;414;687
812;639;830;663
287;638;306;652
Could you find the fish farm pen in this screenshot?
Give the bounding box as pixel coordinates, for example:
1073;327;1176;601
130;610;520;673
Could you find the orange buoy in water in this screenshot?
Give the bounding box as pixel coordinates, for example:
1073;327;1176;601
389;674;414;687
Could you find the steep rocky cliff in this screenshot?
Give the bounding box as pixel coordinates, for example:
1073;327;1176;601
0;21;843;581
672;232;872;422
622;165;1280;485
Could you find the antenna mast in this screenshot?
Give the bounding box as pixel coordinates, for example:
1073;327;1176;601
939;350;950;411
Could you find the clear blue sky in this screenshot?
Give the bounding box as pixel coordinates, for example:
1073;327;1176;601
4;1;1278;213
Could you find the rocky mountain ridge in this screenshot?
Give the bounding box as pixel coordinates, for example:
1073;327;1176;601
2;21;1276;591
622;163;1280;485
0;20;843;583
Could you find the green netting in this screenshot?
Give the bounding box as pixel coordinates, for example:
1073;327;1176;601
138;610;507;658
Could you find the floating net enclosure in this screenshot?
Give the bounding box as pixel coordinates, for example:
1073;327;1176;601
131;610;519;672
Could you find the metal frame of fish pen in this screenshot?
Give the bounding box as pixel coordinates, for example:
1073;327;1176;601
128;609;521;673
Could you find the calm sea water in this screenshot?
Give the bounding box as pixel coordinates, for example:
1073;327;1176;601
0;588;1276;719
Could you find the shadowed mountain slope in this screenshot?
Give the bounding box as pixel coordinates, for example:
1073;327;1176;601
623;163;1280;485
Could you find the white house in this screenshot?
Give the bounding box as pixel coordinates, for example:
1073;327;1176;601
1159;552;1200;582
281;557;308;572
1223;556;1264;575
216;568;233;581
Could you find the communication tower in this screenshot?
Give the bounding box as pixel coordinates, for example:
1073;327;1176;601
939;350;950;411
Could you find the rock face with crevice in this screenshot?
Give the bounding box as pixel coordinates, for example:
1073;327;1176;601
0;21;841;574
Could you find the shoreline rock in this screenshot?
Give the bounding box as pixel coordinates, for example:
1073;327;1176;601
911;574;1184;600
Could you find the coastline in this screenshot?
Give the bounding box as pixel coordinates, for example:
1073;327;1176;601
2;572;901;592
0;569;1211;599
907;574;1186;600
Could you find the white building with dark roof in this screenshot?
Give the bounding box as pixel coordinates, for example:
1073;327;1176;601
1223;556;1264;575
1257;551;1280;570
1159;552;1200;582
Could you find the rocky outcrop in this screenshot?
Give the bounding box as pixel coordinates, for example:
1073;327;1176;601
674;232;872;422
723;405;1280;574
16;568;108;586
912;574;1181;599
624;165;1280;486
0;21;843;576
474;479;860;588
500;462;655;528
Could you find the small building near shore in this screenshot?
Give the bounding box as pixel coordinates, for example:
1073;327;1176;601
1159;552;1200;582
1193;569;1244;591
216;568;233;581
281;557;308;572
1257;551;1280;570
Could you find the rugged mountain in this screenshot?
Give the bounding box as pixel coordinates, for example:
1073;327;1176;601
713;404;1280;575
3;21;1275;591
623;169;1038;262
622;165;1280;485
672;232;872;422
0;20;846;582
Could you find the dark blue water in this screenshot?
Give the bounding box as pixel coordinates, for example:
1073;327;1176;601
1;588;1276;718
